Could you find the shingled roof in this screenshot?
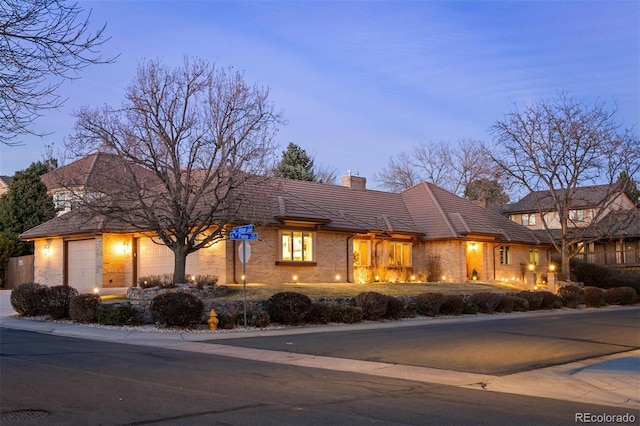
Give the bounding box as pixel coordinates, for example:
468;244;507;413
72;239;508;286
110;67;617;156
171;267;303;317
501;184;621;214
22;167;548;246
41;152;158;193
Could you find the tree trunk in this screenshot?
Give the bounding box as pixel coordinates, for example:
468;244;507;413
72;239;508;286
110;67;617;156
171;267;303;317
173;246;188;284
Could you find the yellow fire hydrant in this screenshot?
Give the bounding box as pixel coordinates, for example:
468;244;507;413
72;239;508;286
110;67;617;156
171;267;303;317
207;309;219;331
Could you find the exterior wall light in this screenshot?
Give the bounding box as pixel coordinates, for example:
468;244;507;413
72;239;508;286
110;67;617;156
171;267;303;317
119;241;130;255
292;275;298;282
549;263;556;272
42;244;51;256
528;263;535;272
335;274;340;282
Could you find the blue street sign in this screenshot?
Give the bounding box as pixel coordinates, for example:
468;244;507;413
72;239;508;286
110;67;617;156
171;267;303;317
232;224;254;234
229;232;258;241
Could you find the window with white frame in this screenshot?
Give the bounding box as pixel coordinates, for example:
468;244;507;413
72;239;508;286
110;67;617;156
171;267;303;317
521;213;536;226
388;242;411;267
499;245;511;265
281;231;314;262
353;240;371;266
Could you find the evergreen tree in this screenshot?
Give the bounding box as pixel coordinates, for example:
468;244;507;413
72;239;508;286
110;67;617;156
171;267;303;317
274;142;316;181
464;178;509;208
0;161;56;255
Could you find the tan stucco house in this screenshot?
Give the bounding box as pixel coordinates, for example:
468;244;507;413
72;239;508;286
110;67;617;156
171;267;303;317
20;155;552;290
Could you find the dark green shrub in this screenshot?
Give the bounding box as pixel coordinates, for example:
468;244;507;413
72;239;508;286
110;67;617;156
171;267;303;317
150;292;204;327
217;312;236;329
47;285;79;319
559;285;584;308
496;295;515;313
603;287;639;305
384;296;405;320
354;292;389;320
235;310;271;328
329;305;363;323
98;304;143;326
517;291;543;310
138;274;175;289
583;286;605;308
10;282;50;316
572;260;640;293
462;303;478;315
307;303;331;324
439;295;464;316
467;292;503;314
415;292;445;316
539;291;561;309
266;292;313;325
69;294;102;323
512;297;529;312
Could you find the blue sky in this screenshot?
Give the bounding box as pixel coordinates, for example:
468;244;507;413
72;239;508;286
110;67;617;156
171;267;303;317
1;0;638;190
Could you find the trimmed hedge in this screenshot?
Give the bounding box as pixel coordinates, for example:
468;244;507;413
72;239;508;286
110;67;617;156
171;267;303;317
467;292;504;314
10;283;50;316
48;285;79;319
150;292;204;327
69;294;102;323
583;286;605;308
266;292;313;325
415;293;445;316
603;287;639;305
439;295;465;316
559;285;584;308
98;304;142;326
329;305;363;323
354;292;389;320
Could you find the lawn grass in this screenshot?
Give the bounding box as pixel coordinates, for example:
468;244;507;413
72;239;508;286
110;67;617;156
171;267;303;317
216;281;519;302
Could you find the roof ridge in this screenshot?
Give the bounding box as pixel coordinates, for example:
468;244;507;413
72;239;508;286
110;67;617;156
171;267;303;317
422;183;457;237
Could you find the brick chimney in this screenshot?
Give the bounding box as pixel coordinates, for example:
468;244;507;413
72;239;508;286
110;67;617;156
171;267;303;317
341;170;366;190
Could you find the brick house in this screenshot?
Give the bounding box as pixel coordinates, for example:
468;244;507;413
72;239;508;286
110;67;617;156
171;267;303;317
20;157;551;289
500;185;640;269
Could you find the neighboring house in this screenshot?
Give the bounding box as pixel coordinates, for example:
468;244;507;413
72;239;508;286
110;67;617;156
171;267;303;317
0;175;13;196
501;185;639;269
20;157;552;290
41;152;156;215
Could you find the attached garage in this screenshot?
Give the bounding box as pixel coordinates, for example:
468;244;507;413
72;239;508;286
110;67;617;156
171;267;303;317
67;239;97;287
137;237;199;278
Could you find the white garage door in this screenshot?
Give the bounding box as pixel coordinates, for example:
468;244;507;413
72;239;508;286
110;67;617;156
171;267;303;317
67;239;96;288
137;238;199;278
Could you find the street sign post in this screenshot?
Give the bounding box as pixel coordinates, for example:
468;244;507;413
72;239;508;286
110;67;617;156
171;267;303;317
229;225;257;327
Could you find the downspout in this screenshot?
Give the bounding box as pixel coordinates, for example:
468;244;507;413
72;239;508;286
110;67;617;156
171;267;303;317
346;233;354;283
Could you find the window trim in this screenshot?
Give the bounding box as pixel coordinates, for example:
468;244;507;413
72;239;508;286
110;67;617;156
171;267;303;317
499;245;511;265
387;241;412;267
353;239;371;267
278;230;316;263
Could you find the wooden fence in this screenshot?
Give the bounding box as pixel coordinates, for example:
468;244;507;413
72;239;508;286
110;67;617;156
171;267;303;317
3;255;34;289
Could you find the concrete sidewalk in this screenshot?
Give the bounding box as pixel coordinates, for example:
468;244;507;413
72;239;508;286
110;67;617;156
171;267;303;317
1;289;638;410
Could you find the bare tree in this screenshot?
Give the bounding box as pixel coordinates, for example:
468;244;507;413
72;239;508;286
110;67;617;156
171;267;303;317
1;0;113;146
488;93;640;279
376;139;497;195
66;57;284;283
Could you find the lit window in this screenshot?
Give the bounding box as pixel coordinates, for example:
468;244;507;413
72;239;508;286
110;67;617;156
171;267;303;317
281;231;314;262
529;248;539;265
569;210;585;222
499;246;511;265
353;240;371;266
521;213;536;226
388;242;411;267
